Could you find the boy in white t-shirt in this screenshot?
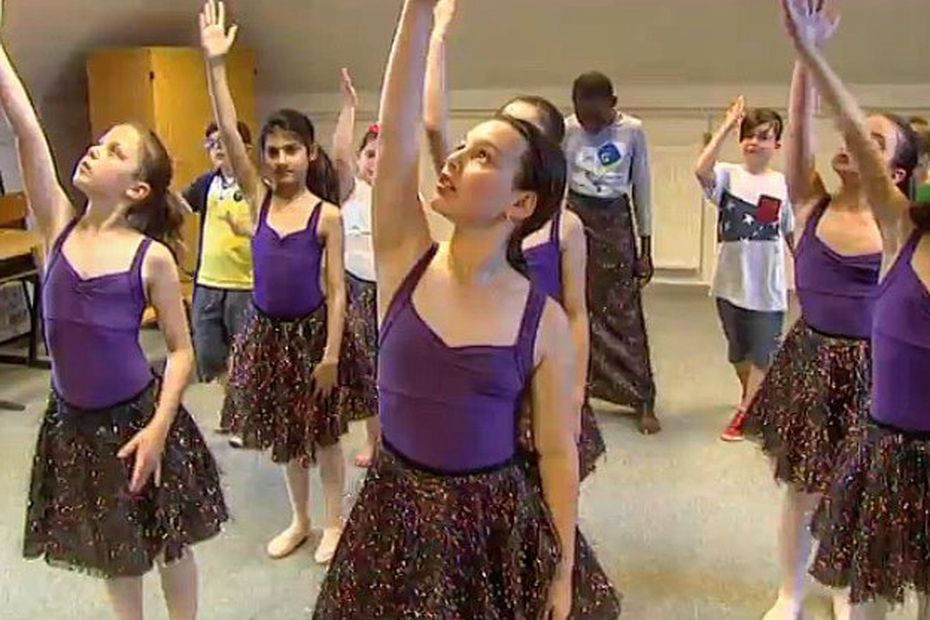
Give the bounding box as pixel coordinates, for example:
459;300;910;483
694;98;794;442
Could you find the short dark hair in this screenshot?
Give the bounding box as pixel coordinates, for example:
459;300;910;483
205;120;253;146
740;108;784;142
572;71;614;100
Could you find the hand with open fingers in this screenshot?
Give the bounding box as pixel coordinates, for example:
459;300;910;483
780;0;840;51
199;0;239;61
312;358;339;402
118;423;169;495
340;68;358;108
433;0;458;37
725;96;746;130
545;573;573;620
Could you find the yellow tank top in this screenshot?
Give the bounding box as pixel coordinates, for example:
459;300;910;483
196;175;254;290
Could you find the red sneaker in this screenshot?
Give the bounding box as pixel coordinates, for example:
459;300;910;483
720;409;747;442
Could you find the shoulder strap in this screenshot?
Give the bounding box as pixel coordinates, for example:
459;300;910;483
130;237;154;304
379;244;439;339
515;285;548;380
549;209;562;245
257;188;273;229
44;218;80;277
308;200;325;235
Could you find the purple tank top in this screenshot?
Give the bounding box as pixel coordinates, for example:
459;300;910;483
251;193;326;319
795;198;881;338
871;231;930;431
44;221;154;409
525;210;563;303
378;245;547;472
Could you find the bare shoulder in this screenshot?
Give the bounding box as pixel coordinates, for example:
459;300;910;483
143;240;179;273
561;209;585;239
319;201;344;228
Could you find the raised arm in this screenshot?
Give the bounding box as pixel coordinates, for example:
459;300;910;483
531;300;580;619
199;1;261;218
785;62;827;214
782;0;910;240
694;96;744;191
333;68;358;203
423;0;457;176
0;11;73;244
373;0;437;313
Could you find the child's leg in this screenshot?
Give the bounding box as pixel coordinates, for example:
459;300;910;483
105;576;144;620
741;362;768;412
355;417;381;466
764;486;820;619
157;549;198;620
315;441;346;563
733;361;750;400
267;460;311;558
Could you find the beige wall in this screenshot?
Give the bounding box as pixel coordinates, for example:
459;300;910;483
261;82;930;286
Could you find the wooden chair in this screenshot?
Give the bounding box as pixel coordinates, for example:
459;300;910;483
0;191;47;368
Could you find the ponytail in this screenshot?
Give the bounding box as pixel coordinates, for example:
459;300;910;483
128;124;185;262
506;224;530;275
308;146;341;206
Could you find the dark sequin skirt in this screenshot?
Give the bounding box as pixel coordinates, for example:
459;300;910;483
313;444;621;619
226;303;348;465
23;382;228;579
566;192;656;412
339;273;378;422
518;398;607;482
743;319;871;493
810;419;930;604
579;400;608;480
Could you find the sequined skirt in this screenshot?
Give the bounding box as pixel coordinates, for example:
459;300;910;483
313;444;621;619
226;303;348;464
743;319;871;493
339;273;378;422
811;419;930;604
566;192;655;411
23;382;228;578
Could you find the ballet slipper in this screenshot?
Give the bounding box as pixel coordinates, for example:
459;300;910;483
266;523;310;559
314;527;343;564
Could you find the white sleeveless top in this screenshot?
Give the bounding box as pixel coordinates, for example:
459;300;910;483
343;179;375;282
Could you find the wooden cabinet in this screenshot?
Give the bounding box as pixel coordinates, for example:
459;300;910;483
86;46;258;311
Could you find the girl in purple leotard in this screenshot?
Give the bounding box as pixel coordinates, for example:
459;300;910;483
6;4;227;617
779;1;929;616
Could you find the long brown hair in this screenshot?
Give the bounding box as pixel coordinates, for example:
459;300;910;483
126;124;185;259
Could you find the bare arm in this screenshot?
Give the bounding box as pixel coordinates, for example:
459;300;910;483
333;68;358;203
200;1;261;221
785;62;827;216
373;0;436;314
120;243;194;494
0;42;73;245
320;206;347;364
695;97;743;192
783;0;910;247
423;0;457;177
559;211;589;436
531;301;580;603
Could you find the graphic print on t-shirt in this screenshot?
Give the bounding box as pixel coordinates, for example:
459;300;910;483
717;190;783;243
574;141;628;194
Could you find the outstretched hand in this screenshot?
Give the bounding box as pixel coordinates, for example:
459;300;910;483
780;0;840;51
199;0;238;61
340;68;358;108
724;96;746;130
433;0;458;38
